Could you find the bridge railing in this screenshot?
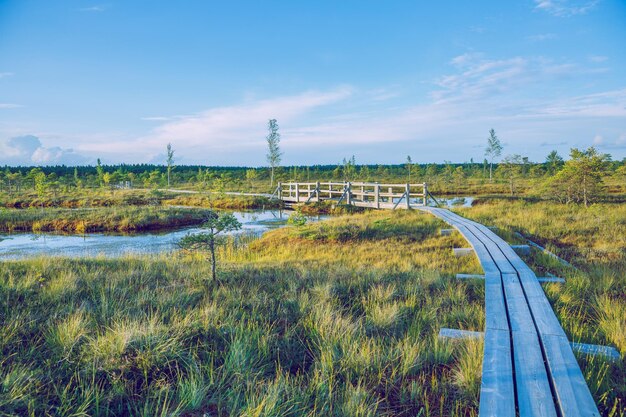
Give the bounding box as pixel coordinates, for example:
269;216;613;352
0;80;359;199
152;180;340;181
275;181;436;209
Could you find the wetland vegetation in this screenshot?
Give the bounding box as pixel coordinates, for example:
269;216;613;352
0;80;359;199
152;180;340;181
1;153;625;416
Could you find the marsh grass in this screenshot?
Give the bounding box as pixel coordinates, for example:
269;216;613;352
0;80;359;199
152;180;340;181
0;206;211;233
162;194;282;210
0;210;485;416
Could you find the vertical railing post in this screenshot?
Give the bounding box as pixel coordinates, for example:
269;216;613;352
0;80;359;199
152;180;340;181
406;183;411;209
295;183;300;203
375;182;380;209
277;182;282;200
346;182;352;205
316;181;320;202
423;183;428;206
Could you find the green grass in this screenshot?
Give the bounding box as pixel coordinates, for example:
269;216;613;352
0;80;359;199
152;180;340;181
0;188;282;211
1;202;624;416
0;210;486;416
0;206;212;233
162;194;282;210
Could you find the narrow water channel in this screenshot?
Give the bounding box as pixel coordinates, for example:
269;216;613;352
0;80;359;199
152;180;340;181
0;209;321;260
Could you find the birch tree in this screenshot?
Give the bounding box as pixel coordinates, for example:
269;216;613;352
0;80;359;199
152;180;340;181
266;119;282;188
166;143;175;188
485;129;502;182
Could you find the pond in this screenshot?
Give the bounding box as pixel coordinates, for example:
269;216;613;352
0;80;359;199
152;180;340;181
0;209;321;260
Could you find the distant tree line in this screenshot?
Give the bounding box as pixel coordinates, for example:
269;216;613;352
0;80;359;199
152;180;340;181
1;124;624;207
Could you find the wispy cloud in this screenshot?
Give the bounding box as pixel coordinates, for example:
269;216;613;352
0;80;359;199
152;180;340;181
0;72;14;79
530;89;626;118
78;5;107;12
0;103;23;109
589;55;608;63
80;87;354;157
534;0;599;17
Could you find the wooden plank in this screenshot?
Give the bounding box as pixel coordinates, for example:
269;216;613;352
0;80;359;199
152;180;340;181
525;295;567;338
456;273;485;279
511;244;531;255
571;342;621;361
485;278;509;331
515;268;547;300
500;273;538;334
538;277;565;283
453;248;475;257
542;334;601;417
479;328;516;417
511;330;559;417
438;328;483;339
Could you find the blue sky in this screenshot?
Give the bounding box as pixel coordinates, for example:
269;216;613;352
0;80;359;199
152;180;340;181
1;0;625;166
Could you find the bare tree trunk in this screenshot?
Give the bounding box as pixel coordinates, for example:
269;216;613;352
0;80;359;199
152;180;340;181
210;237;216;282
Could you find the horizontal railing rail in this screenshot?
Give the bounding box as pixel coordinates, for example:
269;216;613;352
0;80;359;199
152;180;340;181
275;181;435;209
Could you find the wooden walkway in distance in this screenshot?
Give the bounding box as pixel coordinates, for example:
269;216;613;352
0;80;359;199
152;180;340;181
419;207;600;417
276;181;436;209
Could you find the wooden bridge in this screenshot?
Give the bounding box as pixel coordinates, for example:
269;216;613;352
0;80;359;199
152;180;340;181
420;207;601;417
273;181;439;209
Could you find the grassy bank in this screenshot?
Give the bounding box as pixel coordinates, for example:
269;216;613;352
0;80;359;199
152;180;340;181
163;194;282;210
1;189;282;211
0;210;489;416
0;189;160;209
0;206;212;233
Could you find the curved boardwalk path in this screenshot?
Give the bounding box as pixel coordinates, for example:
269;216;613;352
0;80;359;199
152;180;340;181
419;207;599;417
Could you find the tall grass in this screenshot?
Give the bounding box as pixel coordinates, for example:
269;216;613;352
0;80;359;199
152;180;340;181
1;203;623;415
0;210;485;416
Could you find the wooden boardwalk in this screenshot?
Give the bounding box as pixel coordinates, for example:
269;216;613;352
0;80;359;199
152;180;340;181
275;181;436;209
419;207;600;417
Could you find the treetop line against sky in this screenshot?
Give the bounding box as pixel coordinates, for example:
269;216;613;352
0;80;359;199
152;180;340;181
0;1;625;166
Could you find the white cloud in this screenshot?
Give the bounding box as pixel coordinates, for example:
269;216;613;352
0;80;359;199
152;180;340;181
79;86;354;158
0;135;88;165
593;134;604;145
0;72;13;79
15;52;624;165
78;5;106;12
0;103;23;109
589;55;608;63
531;89;626;118
534;0;599;17
434;55;531;102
